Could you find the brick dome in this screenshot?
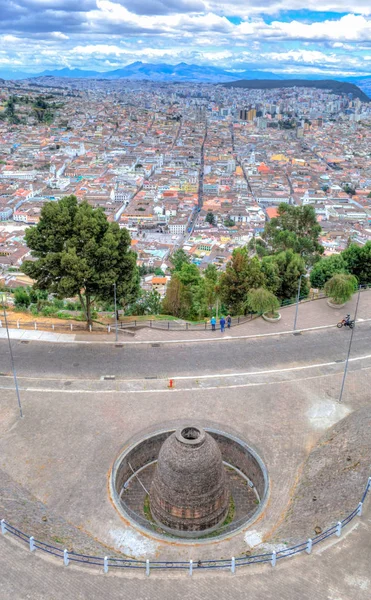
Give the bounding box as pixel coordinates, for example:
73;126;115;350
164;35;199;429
150;426;230;535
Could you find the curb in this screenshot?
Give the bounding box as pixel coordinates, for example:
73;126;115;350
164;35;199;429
1;318;370;346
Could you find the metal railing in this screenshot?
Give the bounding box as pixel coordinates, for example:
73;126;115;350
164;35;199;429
1;476;369;575
1;285;370;335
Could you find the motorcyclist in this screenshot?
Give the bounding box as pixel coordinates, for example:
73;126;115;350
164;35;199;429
344;314;351;325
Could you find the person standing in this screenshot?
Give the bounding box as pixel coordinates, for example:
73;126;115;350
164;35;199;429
227;314;232;329
211;316;216;331
220;316;226;333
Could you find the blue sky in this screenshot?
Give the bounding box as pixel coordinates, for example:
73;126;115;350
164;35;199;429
1;0;371;76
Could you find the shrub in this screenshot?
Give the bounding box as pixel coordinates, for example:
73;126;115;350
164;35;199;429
14;288;30;308
247;287;280;316
324;274;357;305
52;298;65;310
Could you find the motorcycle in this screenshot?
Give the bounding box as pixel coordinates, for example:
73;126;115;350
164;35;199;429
337;318;355;329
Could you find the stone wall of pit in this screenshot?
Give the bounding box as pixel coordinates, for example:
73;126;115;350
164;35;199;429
113;428;268;505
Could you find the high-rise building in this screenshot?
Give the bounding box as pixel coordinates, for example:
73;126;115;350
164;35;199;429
247;108;256;121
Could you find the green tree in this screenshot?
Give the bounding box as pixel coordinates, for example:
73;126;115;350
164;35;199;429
342;183;356;196
131;290;162;315
14;287;30;309
342;242;371;285
154;267;165;276
324;274;357;305
224;217;235;227
171;248;190;272
264;250;308;300
162;275;184;317
247;287;280;316
205;211;216;225
219;249;265;314
263;203;323;265
203;264;218;312
23;195;139;328
310;254;349;289
248;237;269;258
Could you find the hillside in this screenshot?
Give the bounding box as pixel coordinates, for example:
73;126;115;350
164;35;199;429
222;79;370;102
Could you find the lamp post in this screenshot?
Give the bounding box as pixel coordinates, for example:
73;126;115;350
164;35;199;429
293;274;302;331
1;293;23;418
113;283;118;342
339;285;361;403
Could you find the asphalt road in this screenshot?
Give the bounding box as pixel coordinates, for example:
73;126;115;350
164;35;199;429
0;323;370;380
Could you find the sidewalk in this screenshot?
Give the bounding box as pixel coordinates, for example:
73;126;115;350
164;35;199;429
1;290;370;344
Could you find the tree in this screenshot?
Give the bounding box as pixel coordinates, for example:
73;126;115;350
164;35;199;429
162;275;184;317
218;249;265;314
248;237;269;258
263;203;323;265
224;217;235;227
23;195;139;328
247;287;280;316
310;254;349;289
205;211;216;225
342;183;356;196
203;264;218;312
342;242;371;285
171;248;190;272
131;290;161;315
264;250;308;300
324;274;357;305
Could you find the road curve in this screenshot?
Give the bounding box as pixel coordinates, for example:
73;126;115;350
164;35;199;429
0;322;370;380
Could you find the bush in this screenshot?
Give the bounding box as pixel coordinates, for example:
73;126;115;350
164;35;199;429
247;287;280;316
52;298;65;310
324;274;357;304
14;288;30;309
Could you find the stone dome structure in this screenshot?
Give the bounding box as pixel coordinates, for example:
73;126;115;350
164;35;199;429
149;426;230;535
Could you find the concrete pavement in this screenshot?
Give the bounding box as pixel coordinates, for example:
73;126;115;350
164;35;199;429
0;499;370;600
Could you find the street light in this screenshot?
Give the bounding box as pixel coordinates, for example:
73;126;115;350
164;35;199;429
1;293;23;418
113;283;118;342
293;274;302;332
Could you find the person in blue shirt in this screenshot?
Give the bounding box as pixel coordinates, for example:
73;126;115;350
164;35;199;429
210;316;216;331
220;316;226;333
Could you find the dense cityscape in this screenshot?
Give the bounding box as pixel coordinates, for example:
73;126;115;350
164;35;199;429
1;78;371;310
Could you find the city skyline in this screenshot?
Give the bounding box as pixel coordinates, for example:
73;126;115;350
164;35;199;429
1;1;371;78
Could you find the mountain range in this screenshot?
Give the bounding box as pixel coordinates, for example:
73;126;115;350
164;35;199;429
0;61;370;98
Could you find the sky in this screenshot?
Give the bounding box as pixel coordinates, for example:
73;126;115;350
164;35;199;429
1;0;371;76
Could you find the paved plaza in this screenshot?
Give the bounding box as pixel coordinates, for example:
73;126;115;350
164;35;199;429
0;299;371;598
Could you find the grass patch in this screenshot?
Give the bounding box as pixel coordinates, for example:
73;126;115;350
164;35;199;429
52;536;65;545
143;494;154;521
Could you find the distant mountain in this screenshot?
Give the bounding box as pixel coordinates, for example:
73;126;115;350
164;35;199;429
99;62;282;82
35;67;101;78
0;62;281;83
222;79;370;102
0;63;370;98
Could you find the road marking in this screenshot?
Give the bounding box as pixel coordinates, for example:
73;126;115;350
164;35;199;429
0;368;369;396
0;365;370;396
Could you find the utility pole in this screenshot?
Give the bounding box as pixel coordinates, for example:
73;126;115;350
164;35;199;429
339;286;361;403
113;283;118;342
293;275;302;331
1;294;23;418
